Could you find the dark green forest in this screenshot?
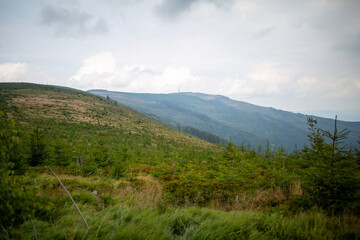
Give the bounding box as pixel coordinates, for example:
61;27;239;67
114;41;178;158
1;83;360;239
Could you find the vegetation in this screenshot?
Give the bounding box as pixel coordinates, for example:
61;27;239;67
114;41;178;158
89;90;360;151
179;125;227;145
299;117;360;213
1;83;360;239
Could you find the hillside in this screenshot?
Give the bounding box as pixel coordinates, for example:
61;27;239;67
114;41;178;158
0;83;216;167
89;90;360;151
1;83;360;239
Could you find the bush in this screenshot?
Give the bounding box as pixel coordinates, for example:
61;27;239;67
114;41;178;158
81;158;98;176
163;180;242;207
111;161;127;179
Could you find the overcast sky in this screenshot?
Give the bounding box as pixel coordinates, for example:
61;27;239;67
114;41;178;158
1;0;360;120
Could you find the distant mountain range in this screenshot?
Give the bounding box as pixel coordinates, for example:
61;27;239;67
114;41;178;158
89;90;360;151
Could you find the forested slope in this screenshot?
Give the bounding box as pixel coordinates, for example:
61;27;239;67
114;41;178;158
89;90;360;151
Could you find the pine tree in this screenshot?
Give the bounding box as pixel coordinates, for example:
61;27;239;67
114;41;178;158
300;116;359;212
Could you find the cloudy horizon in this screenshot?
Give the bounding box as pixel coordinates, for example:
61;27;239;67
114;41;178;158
1;0;360;121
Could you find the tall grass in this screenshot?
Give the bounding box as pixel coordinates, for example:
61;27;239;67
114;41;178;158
5;172;360;240
11;205;360;239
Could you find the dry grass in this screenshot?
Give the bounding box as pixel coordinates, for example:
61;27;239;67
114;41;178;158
290;180;303;195
114;175;163;208
4;87;214;149
209;188;286;211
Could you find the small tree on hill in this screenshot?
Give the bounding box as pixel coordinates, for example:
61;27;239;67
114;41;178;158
300;116;359;213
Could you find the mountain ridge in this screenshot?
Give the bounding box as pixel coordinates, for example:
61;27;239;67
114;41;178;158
89;90;360;151
0;83;216;162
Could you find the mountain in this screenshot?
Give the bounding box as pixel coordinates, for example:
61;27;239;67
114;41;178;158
88;90;360;151
0;83;215;167
2;83;360;239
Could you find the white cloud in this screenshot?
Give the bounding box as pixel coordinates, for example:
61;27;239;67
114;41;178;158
232;63;295;96
0;63;28;81
68;52;202;92
70;52;116;80
0;62;53;84
68;52;360;109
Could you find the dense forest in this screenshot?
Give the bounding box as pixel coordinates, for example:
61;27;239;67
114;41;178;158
1;83;360;239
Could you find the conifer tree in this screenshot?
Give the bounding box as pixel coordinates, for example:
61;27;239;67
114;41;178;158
300;116;359;212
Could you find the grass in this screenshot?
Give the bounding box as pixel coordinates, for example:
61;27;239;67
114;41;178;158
10;205;360;239
4;171;360;239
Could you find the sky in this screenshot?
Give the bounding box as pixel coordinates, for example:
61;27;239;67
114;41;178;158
0;0;360;121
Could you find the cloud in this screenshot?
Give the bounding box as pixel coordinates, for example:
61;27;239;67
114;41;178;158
245;63;293;95
0;62;54;84
333;36;360;54
154;0;234;19
40;5;108;37
71;52;117;79
253;28;274;39
68;52;202;92
68;52;360;105
154;0;197;19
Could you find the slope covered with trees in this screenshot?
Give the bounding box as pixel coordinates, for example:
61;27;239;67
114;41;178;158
89;90;360;151
1;83;360;239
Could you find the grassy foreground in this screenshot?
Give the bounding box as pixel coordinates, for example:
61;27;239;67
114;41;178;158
5;169;360;240
16;206;360;240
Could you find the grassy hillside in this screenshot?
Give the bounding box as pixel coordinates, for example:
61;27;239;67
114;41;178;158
1;83;360;239
0;83;216;169
89;90;360;151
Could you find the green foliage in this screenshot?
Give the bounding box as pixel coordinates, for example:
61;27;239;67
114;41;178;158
10;205;360;239
52;139;73;167
91;141;109;168
223;141;239;167
28;128;48;166
180;125;227;145
0;175;41;227
299;117;360;212
111;161;127;179
0;114;50;228
0;115;27;174
163;180;242;207
111;146;129;179
81;157;99;176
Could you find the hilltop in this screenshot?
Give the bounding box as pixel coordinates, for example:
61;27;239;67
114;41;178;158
0;83;216;169
89;90;360;151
